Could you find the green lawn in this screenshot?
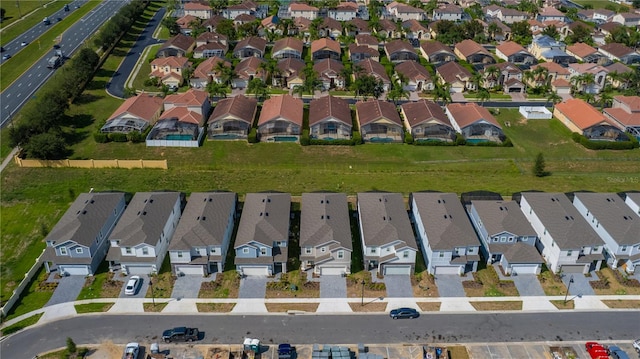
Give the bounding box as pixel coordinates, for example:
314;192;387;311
3;266;54;320
572;0;628;8
74;302;114;313
0;1;71;34
0;1;100;91
130;43;162;91
0;313;43;336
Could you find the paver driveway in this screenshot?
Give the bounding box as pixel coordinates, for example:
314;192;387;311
384;275;413;298
238;276;268;298
563;273;595;296
434;274;466;297
171;275;210;299
510;274;545;296
319;275;347;298
119;275;149;298
46;276;86;306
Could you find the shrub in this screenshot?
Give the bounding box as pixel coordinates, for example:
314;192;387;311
108;133;128;142
352;131;362;145
571;132;638;150
300;129;310;146
93;132;109;143
127;131;145;143
414;139;457;146
247;128;258;143
309;139;354;146
455;133;466;145
404;131;413;144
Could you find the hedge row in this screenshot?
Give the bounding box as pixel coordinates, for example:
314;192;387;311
94;131;146;143
571;133;639;150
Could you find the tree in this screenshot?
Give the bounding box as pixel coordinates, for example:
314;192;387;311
66;337;77;354
598;90;613;110
352;74;385;100
161;17;180;36
209;0;228;14
542;25;559;40
207;81;228;98
511;21;533;46
487;22;501;42
246;78;269;102
465;4;484;19
216;19;237;41
477;87;490;105
546;92;562;108
532;152;547;177
633;0;640;8
484;66;501;91
387;79;409;105
22;132;68;160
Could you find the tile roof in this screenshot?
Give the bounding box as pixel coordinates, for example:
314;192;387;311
321;17;342;31
394;60;431;82
196;32;227;44
277;57;306;79
161;34;195;52
412;192;479;250
150;56;190;69
258;95;303;126
603;108;640;127
357;192;417;249
203;15;225;29
470;200;537;238
420;41;454;57
574;193;640;246
521;192;604;249
184;2;211;10
208;95;257;125
614;96;640;112
300;193;352;249
455;39;491;58
566;42;597;58
234;13;256;22
235;193;291;247
496;41;528;57
356;34;378;46
289;2;319;11
385;39;416;56
109;94;164;122
169;192;236;250
435;4;463;14
531;61;570;75
160;107;201;125
402;19;428;32
272;37;304;55
233;36;267;53
356;100;401;126
194;42;226;54
446;103;501;129
599;42;635;58
551;78;571;87
605;62;632;74
192;56;230;79
436;61;471;83
356;58;390;82
164;89;209;107
351;18;370;32
261;15;277;27
311;38;341;54
538;7;564;17
234;56;265;79
309;95;352;127
554;98;611;130
598;22;622;33
294;16;311;31
313;58;344;78
378;19;397;31
401;100;450;128
349;44;379;57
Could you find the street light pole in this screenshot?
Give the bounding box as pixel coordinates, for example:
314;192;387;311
149;275;156;308
564;275;574;304
361;279;365;306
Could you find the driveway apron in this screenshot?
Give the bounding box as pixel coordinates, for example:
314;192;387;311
563;273;595;296
238;276;268;299
46;276;86;307
383;275;413;298
510;274;545;296
319;275;347;298
171;275;209;299
119;276;150;298
434;274;466;297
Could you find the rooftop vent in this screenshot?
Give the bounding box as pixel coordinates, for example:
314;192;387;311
209;198;212;202
321;200;324;204
149;199;153;203
90;200;94;204
265;212;269;216
142;211;147;215
202;216;206;221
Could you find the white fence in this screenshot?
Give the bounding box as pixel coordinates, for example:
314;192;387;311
1;249;45;317
519;106;553;120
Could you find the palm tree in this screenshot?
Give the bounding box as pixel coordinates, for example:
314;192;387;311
477;88;490;106
484;66;501;91
580;73;596;93
583;92;595;104
207;81;227;99
471;72;483;92
487;22;500;42
598;90;613;110
259;59;279;86
216;63;235;87
546;92;562;108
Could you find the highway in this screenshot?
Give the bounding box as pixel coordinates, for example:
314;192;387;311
2;312;639;358
0;0;129;128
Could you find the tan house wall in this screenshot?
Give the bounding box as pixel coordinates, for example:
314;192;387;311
553;108;582;134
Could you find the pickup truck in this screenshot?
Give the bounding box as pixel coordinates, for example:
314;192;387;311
162;327;199;343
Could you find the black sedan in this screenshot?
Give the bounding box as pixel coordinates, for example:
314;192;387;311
389;307;420;319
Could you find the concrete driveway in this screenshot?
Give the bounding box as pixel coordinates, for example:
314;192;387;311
171;275;209;299
563;273;595;296
383;275;413;298
238;276;268;299
319;275;346;298
119;275;150;298
511;274;545;296
434;274;466;297
46;276;86;306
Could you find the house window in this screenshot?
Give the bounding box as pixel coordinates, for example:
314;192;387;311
621;246;628;252
142;248;149;255
439;252;444;258
210;248;217;254
243;248;249;254
305;248;312;254
60;247;67;255
76;248;83;254
261;247;267;255
321;247;326;253
567;250;572;256
125;247;132;254
403;250;409;258
338;250;344;259
386;247;391;252
543;229;547;235
468;248;474;253
178;252;183;258
500;237;507;242
371;248;377;254
493;238;498;242
278;241;287;247
508;237;514;242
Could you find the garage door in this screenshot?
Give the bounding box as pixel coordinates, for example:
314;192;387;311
511;264;539;275
241;266;270;276
60;266;89;276
176;266;204;276
561;264;586;273
434;266;460;275
320;266;345;276
126;265;152;275
383;265;411;275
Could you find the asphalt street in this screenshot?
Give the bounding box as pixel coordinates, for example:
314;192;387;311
0;0;129;128
107;6;165;98
2;312;639;358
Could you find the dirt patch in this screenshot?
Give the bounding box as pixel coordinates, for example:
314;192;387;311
538;270;566;296
346;272;386;298
412;273;439;298
199;272;240;298
602;300;640;309
550;300;574;310
469;301;522;311
143;303;167;312
196;303;236;312
101;273;123;298
85;340;121;359
417;302;441;311
592;268;640;295
349;302;387;312
447;346;469;359
265;303;318;312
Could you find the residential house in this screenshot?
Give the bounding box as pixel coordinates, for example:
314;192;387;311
395;60;433;92
612;12;640;27
519;192;605;274
573;193;640;274
311;38;341;62
234;192;291;276
184;2;213;19
149;56;191;87
328;2;358;21
207;95;257;140
190;56;231;89
43;192;126;276
377;19;402;40
309;95;352;140
203;15;225;33
467;200;541;275
233;36;267;58
147;90;210;147
526;62;570;89
168;192;236;276
495;41;536;66
605;62;633;89
222;0;258;19
356;100;403;143
314;59;345;90
354;59;391;91
300;193;353;275
385;40;419;63
454;39;495;65
566;43;610;65
598;43;640;65
387;2;426;21
276;58;306;89
597;22;622;38
420;41;456;64
193;32;228;59
433;4;463;21
527;19;546;36
348;44;380;63
106;192;182;275
349;18;372;36
233;13;257;27
626;193;640;216
163;89;211;127
445;103;505;142
233;56;266;89
401;99;455;142
567;63;609;94
101;94;164;133
176;15;199;35
318;17;343;39
484;5;529;24
289;2;319;20
482;19;511;42
528;35;575;65
156;34;195;58
402;19;430;40
577;9;614;24
554;98;627;141
482;62;524;93
355;34;378;49
259;15;281;36
603;96;640;138
258;95;303;142
272;37;304;59
536;7;566;22
357;192;417;275
293;17;312;41
411;192;481;275
436;61;473;92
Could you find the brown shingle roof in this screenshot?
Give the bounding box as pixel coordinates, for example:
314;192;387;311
208;95;257;125
356;34;378;47
378;19;397;31
356;59;390;83
161;34;195;52
395;60;431;82
193;56;230;79
555;98;613;130
351;18;370;32
109;94;164;122
233;36;267;54
309;95;352;127
311;38;341;54
567;42;597;58
356;100;401;126
531;61;570;76
401;100;450;128
259;95;303;126
313;58;344;77
272;37;304;55
196;32;227;44
234;57;265;79
420;41;454;57
447;103;501;129
496;41;527;57
600;42;635;58
348;44;379;57
436;61;471;83
385;39;415;56
598;22;622;33
455;39;491;58
321;17;342;31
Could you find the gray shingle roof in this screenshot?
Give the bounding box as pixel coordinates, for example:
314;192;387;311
491;243;543;264
169;192;237;250
626;193;640;209
300;193;352;250
412;192;479;250
108;192;181;246
357;192;416;249
470;200;537;238
521;192;604;249
235;193;291;248
573;193;640;246
45;192;125;247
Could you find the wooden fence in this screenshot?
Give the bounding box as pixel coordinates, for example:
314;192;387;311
14;156;168;169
